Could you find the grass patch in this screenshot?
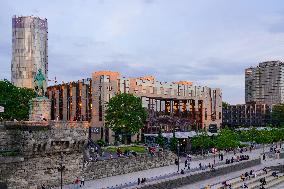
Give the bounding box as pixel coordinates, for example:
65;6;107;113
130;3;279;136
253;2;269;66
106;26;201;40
105;145;146;153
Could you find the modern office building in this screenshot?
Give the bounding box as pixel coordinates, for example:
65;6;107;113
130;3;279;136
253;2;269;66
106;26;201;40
11;15;48;92
47;71;222;144
222;102;272;128
245;61;284;105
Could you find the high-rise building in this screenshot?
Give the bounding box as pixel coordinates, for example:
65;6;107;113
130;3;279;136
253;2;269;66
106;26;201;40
245;61;284;105
11;15;48;93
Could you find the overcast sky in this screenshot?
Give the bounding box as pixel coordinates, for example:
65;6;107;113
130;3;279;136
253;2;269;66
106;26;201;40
1;0;284;104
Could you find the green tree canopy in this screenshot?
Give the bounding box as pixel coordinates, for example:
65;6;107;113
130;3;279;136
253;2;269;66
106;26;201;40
169;135;178;151
156;130;165;148
272;104;284;126
254;130;273;145
105;93;147;135
0;80;36;121
191;132;213;150
222;101;230;109
215;128;240;150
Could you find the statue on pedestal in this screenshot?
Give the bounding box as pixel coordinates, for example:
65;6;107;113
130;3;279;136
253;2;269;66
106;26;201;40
34;68;46;97
29;68;50;121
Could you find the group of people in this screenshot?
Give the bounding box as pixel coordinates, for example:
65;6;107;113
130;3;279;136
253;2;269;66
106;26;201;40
225;157;235;164
137;177;147;185
224;154;250;165
218;153;224;161
239;154;250;161
240;169;256;182
222;180;232;189
74;177;85;188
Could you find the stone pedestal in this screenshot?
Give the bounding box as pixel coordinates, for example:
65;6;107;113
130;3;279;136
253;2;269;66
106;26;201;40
29;97;51;121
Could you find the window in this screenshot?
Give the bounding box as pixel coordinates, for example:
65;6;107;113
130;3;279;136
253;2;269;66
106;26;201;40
99;105;103;121
105;75;110;83
100;75;104;83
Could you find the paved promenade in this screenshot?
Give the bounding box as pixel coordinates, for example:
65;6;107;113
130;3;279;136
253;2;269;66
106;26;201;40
58;145;280;189
177;158;284;189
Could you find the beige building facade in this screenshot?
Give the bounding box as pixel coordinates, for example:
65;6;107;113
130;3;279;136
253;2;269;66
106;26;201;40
48;71;222;144
91;71;222;143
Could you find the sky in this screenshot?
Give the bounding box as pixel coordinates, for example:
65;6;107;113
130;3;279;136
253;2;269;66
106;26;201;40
1;0;284;104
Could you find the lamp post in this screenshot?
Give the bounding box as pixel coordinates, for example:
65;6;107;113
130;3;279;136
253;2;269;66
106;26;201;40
177;140;180;172
58;152;65;189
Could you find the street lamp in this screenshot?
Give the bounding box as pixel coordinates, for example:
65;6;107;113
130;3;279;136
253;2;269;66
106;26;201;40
173;126;180;173
58;152;65;189
177;140;180;172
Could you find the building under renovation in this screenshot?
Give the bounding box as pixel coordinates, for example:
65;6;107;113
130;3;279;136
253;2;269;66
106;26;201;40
11;15;48;93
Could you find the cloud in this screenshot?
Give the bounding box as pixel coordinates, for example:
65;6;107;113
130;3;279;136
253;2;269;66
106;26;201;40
1;0;284;104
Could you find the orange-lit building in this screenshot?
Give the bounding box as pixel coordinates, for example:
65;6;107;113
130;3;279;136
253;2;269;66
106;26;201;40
47;71;222;144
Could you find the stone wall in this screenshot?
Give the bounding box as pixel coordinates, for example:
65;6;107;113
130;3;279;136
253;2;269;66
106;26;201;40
0;152;83;189
0;121;177;189
269;162;284;173
138;158;261;189
84;151;177;180
0;126;20;151
0;121;89;189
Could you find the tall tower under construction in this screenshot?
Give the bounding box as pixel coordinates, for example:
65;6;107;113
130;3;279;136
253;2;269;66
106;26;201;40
11;15;48;92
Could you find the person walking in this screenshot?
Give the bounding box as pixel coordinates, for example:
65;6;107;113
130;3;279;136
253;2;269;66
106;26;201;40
138;178;141;185
80;176;85;186
75;177;80;189
263;153;266;161
187;163;191;170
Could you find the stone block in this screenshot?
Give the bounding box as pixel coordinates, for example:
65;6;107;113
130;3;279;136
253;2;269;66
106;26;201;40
29;97;51;121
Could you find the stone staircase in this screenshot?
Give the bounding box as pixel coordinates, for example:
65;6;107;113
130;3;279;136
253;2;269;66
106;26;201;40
210;169;284;189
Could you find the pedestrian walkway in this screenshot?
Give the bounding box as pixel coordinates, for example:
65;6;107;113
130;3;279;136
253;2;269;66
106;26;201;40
177;158;284;189
58;145;281;189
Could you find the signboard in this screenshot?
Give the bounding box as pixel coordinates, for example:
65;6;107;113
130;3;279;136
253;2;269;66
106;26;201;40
0;106;4;113
208;124;218;133
90;127;100;134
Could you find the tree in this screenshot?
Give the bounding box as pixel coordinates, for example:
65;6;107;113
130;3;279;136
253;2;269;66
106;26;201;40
254;130;273;145
272;104;284;127
191;132;213;155
222;101;230;109
215;128;240;150
0;80;36;121
96;139;105;147
255;130;273;153
156;131;165;148
169;135;178;151
105;93;147;143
